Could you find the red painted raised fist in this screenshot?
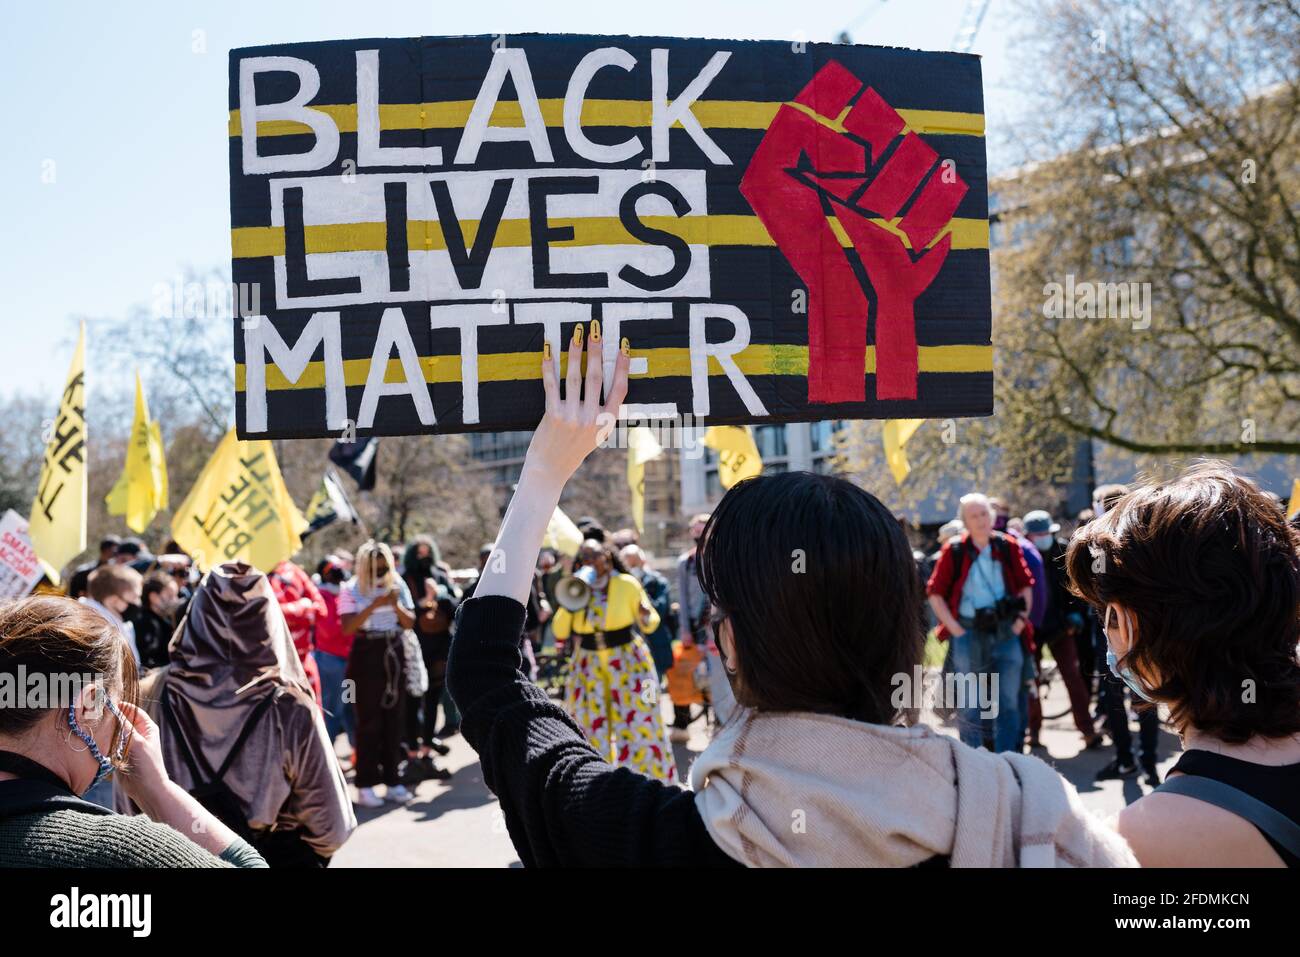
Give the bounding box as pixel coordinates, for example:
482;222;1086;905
741;61;968;403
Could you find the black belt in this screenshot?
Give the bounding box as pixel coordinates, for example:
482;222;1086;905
577;627;634;651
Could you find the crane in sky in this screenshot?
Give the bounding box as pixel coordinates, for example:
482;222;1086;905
836;0;993;50
952;0;993;52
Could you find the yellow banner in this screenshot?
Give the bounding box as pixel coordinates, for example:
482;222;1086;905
882;419;924;485
171;428;307;573
627;426;664;532
702;426;762;489
106;372;169;533
29;324;87;579
543;506;583;557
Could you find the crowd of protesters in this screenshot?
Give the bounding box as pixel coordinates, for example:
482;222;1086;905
922;483;1170;785
0;336;1296;868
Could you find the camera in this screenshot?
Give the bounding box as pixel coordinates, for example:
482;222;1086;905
972;595;1026;632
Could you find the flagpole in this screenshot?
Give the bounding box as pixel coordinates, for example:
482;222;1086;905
329;467;369;538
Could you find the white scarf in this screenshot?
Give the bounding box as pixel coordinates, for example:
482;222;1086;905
689;710;1137;868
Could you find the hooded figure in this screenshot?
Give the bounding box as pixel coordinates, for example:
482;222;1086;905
122;563;355;866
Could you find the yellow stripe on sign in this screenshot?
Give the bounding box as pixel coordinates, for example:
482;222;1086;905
234;343;992;392
228;100;984;138
230;213;989;258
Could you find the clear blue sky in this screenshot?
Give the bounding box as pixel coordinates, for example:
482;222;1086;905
0;0;1021;400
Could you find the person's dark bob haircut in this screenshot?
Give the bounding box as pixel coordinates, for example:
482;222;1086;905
696;471;924;723
1067;461;1300;743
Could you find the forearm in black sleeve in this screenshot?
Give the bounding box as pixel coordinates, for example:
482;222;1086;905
447;595;736;868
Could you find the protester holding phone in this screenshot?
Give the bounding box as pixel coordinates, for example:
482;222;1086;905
340;542;416;809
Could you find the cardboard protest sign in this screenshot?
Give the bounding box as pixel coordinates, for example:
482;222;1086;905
230;35;991;439
0;510;44;599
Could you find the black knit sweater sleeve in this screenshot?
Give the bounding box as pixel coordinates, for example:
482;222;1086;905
447;595;740;868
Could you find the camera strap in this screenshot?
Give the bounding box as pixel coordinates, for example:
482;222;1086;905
969;541;1003;603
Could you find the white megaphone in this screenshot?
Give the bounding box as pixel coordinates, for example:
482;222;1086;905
555;565;598;612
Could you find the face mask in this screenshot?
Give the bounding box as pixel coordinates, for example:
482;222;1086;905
1032;534;1055;552
629;567;644;580
1102;607;1155;703
67;698;129;793
1105;650;1156;703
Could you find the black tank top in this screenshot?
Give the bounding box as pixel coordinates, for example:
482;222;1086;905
1168;749;1300;867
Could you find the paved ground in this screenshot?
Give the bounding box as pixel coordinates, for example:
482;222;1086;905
331;677;1181;867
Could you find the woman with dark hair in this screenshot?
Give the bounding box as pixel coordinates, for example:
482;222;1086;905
446;323;1134;867
552;536;675;781
1068;462;1300;867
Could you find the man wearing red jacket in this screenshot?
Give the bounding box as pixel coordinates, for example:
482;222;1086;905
270;559;327;703
926;493;1035;753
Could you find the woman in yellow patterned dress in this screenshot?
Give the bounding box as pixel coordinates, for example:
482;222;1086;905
553;540;676;782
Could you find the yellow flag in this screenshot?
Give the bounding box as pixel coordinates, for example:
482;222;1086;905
627;426;664;532
701;426;762;489
1287;479;1300;520
106;372;169;533
171;428;308;573
542;506;583;557
882;419;924;485
29;323;88;581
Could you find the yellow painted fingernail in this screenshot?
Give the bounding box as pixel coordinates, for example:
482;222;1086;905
620;336;630;357
543;340;552;361
572;323;583;346
590;319;601;342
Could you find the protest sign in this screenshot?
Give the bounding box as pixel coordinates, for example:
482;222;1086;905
0;510;44;599
170;428;308;573
230;35;991;438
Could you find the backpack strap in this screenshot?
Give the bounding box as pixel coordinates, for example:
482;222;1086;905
214;692;278;781
162;683;216;784
945;537;975;612
1157;774;1300;860
162;684;278;786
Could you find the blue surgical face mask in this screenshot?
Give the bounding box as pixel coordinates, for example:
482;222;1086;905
1105;650;1156;703
1102;607;1155;703
67;697;129;793
1031;534;1055;552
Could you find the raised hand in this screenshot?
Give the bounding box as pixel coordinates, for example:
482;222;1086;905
476;321;629;607
524;319;630;485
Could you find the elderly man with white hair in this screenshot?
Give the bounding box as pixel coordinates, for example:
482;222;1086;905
926;493;1037;753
